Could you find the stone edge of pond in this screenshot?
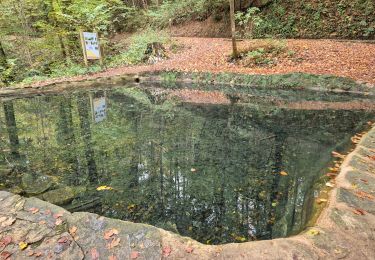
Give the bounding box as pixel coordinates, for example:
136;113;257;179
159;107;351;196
0;71;374;98
1;127;374;259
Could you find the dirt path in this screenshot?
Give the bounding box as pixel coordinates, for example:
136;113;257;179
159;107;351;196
21;38;375;89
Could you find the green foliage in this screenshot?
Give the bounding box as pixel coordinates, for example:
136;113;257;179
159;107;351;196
108;29;169;66
250;0;375;39
235;7;263;39
147;0;227;28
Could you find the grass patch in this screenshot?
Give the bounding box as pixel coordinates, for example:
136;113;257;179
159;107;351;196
235;39;296;67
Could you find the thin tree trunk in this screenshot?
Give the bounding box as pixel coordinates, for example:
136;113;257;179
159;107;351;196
229;0;238;58
3;101;20;159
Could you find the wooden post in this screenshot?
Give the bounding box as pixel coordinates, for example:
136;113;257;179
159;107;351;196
79;31;89;67
229;0;238;59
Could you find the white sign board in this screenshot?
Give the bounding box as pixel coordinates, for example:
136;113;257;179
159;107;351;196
93;97;106;123
82;32;101;60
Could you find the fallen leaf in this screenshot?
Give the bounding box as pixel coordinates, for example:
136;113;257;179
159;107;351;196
360;179;369;184
185;247;194;253
91;248;99;260
107;237;121;249
104;229;119;240
39;220;46;225
367;155;375;161
96;186;113;191
19;241;28;250
27;250;34;256
1;216;16;227
353;209;366;215
331;151;345;159
29;208;39;214
0;236;12;249
57;236;70;244
44;209;51;215
55;218;63;226
280;171;288;176
325;182;335;188
34;251;43;257
130;251;140;259
326;173;338;178
53;213;64;219
69;226;78;236
355;190;375;201
0;251;12;260
162;246;172;257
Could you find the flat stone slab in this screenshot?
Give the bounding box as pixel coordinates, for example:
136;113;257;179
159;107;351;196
1;126;375;259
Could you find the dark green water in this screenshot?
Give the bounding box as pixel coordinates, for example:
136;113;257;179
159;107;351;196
0;85;374;244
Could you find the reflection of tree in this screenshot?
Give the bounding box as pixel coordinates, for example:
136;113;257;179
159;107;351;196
56;97;79;185
3;100;20;159
77;94;98;184
1;88;373;245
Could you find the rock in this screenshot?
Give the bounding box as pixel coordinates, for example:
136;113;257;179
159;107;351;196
42;186;87;206
22;173;52;196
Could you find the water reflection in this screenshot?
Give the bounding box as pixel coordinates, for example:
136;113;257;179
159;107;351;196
0;86;373;244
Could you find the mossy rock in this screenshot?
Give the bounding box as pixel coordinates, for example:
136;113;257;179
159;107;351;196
22;173;53;196
42;186;87;206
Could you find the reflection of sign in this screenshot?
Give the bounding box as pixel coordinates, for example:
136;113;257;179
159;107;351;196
82;32;100;60
93;97;106;123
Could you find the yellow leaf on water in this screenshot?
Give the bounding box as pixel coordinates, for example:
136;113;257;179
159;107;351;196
96;186;113;191
280;171;288;176
19;241;28;250
306;229;320;236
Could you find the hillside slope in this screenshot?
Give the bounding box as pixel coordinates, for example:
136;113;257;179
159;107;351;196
168;0;375;39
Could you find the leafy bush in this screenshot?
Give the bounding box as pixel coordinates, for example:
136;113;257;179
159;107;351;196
108;29;170;66
237;40;291;67
147;0;227;28
235;7;264;39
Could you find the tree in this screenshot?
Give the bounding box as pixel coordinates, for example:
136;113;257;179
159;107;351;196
229;0;238;58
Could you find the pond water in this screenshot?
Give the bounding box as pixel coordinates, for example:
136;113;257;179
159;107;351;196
0;84;374;244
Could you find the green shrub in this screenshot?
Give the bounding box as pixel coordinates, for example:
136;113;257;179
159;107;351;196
108;29;170;66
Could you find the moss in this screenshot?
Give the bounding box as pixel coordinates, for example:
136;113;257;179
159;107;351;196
156;71;372;93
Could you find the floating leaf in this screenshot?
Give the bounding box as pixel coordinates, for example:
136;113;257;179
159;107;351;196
325;182;335;188
306;229;320;236
316;198;328;204
97;186;113;191
19;241;28;250
280;171;288;176
190;168;197;173
130;251;140;259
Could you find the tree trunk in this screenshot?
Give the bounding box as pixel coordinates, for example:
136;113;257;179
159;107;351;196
3;101;20;159
77;94;98;184
229;0;238;58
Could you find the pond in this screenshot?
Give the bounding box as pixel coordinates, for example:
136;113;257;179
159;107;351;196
0;83;374;244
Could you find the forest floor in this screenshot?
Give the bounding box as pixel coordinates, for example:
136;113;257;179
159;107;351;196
22;37;375;89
